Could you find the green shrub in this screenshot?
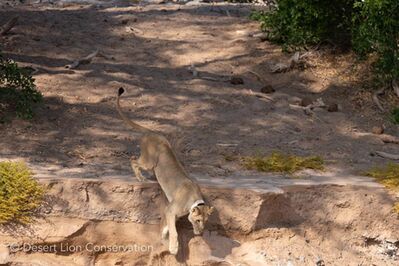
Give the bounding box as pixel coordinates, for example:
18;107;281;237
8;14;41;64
251;0;355;50
391;108;399;124
0;161;45;224
242;152;324;174
0;54;42;120
252;0;399;81
352;0;399;82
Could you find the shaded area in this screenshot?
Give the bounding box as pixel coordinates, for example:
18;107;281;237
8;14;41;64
0;2;397;181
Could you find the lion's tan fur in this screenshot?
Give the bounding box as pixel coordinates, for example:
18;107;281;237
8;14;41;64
116;88;214;255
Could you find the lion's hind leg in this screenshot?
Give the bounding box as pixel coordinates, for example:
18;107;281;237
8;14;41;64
130;152;157;182
130;156;146;181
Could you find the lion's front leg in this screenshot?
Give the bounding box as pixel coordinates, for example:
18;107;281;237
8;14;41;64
161;226;169;240
165;206;178;255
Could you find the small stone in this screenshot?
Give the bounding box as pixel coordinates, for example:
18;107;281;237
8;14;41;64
189;149;201;156
0;245;10;264
252;32;268;42
259;35;268;42
327;103;338;112
287;260;294;266
121;19;129;25
300;97;313;107
230;76;244;85
371;126;384;135
185;0;203;5
288;96;302;105
260;85;275;94
294;127;301;133
316;258;325;266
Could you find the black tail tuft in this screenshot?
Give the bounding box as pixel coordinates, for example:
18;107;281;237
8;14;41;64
118;87;125;96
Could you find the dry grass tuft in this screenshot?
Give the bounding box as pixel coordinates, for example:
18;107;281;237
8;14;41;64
366;163;399;190
242;152;324;174
366;163;399;214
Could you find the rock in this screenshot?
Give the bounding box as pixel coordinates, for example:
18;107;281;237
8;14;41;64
33;217;89;242
32;179;291;233
300;97;313;107
372;126;384;135
316;258;325;266
252;32;268;42
288;96;302;105
187;231;239;265
38;180;163;224
270;62;290;73
189;149;201;156
0;244;10;264
294;127;302;133
260;85;275;94
377;240;399;258
121;19;129;25
327;103;338;112
185;0;204;5
230;76;244;85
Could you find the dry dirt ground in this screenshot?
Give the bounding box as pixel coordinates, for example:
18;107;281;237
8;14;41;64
1;0;398;179
0;180;398;266
0;0;399;265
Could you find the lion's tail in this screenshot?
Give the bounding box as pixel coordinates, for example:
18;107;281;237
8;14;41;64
116;87;152;134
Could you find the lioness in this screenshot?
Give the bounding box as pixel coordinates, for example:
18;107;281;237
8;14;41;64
116;88;214;255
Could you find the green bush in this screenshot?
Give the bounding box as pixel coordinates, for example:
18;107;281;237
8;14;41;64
391;107;399;124
352;0;399;82
252;0;399;82
0;54;42;120
0;161;45;224
251;0;355;50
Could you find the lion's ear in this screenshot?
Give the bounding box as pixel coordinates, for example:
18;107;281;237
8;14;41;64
207;206;215;215
191;207;200;215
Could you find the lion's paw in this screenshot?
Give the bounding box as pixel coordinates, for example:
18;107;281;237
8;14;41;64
169;242;178;255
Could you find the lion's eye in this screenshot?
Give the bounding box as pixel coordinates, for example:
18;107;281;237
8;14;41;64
196;220;201;223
